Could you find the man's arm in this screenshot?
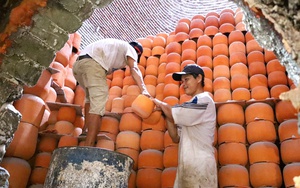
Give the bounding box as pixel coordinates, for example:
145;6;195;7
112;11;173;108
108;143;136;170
152;98;179;143
127;56;150;96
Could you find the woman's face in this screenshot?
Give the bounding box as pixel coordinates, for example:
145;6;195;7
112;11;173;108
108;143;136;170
181;74;201;96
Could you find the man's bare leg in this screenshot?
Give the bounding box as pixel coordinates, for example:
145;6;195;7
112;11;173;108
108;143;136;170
84;103;101;146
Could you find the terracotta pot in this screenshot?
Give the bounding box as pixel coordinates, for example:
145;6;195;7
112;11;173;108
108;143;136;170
246;28;259;41
57;106;76;124
23;69;52;101
205;15;219;28
218;164;249;188
264;50;277;63
270;84;290;99
96;139;115;151
268;70;288;88
58;135;78;147
213;33;228;46
131;94;155;119
283;162;300;188
128;170;136;188
50;61;66;88
213;77;231;92
219;12;235;25
229;51;247;66
44;86;57;103
182;39;197;51
197;45;213;59
142;114;166;132
54;120;74;135
0;157;31;188
138;149;163;170
190;18;205;31
232;88;251;101
142;47;152;58
218;123;246;144
218;142;248;166
163;96;179;106
13;94;46;128
249;162;282;187
229;41;246;55
197;55;213;68
175;22;189;34
219;23;235;34
182;49;197;62
144;75;158;86
122;76;136;88
278;119;300;142
140;130;164;151
204;78;213;93
5;122;38;160
166;52;181;64
213;54;229;68
29;167;48;185
248;61;266;76
247;51;264;65
163;84;180;99
54;43;71;67
161;167;177;188
99;116;119;135
213;65;230;79
275;100;297;123
249;74;268;89
152;36;166;48
37;136;58;153
266;59;286;74
217;103;245;126
165;41;182;54
142;110;163;125
145;64;158;77
163;146;179;168
39;109;50;131
116;148;139;170
159;53;167;64
64;66;76;90
136;168;162;188
61;86;75;104
189;28;204;41
228;30;245;44
245;102;274;124
119;112;142;133
231;74;249;90
246;120;276;144
250;86;270;100
281;138;300;164
111;97;124;113
164;73;179;85
137;38;152;49
116;131;140;151
246;39;264;54
197;35;212;48
165;62;180;75
230;62;248;77
213;88;232;102
204;26;219;37
248;141;280;164
234;11;244;25
192;14;205;21
147;55;160;67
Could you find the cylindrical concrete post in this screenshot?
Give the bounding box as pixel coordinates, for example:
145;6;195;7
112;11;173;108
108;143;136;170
44;147;133;188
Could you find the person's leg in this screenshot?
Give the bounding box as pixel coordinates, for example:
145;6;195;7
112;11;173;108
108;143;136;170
84;102;101;146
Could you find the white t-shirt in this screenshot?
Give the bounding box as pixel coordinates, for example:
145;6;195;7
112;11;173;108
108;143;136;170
80;38;138;74
171;92;218;188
